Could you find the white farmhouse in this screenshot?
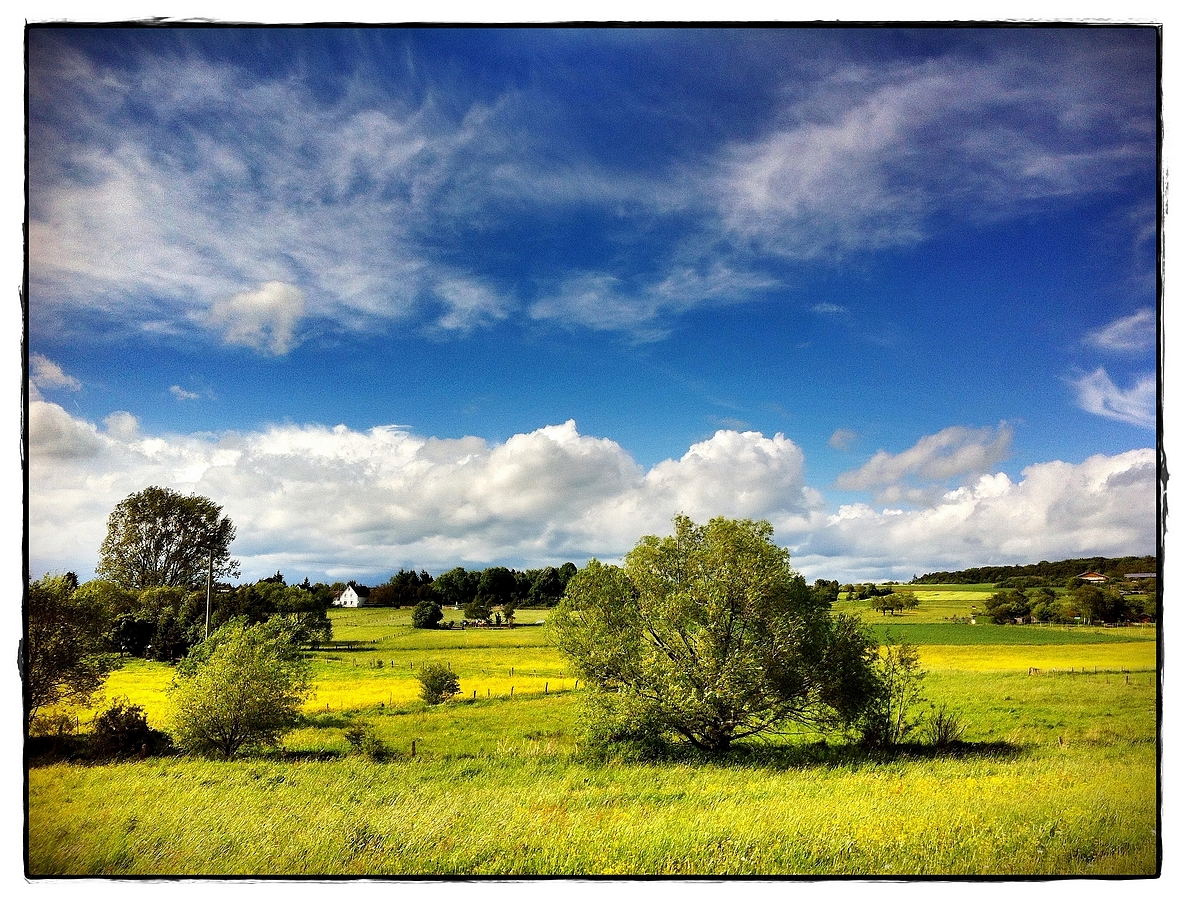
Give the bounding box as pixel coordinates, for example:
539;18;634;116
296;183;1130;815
333;581;372;608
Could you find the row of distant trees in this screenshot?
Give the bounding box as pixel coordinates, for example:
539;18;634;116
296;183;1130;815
911;556;1157;586
366;562;579;612
371;564;580;630
983;583;1155;625
52;571;334;665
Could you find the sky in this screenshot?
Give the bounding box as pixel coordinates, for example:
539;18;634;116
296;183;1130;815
23;23;1161;586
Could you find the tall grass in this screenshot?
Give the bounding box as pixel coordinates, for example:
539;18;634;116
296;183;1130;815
28;738;1156;875
27;605;1159;877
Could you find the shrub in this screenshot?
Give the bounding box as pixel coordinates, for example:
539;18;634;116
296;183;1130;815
579;690;672;761
924;704;968;748
411;601;443;629
90;697;172;758
25;573;115;725
343;722;389;760
168;618;310;759
858;639;926;748
417;663;460;704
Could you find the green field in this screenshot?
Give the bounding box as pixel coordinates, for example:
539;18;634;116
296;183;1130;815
27;602;1160;877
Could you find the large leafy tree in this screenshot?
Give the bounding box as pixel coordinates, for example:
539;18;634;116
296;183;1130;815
551;515;880;754
477;566;517;605
435;567;480;609
97;487;238;591
24;573;115;725
168;618;310;759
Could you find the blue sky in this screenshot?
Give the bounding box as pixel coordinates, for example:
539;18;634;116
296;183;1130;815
26;25;1159;584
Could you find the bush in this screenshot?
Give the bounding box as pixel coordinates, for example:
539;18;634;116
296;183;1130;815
343;722;389;760
417;663;459;704
858;639;926;748
90;697;172;758
411;601;443;629
168;619;310;759
923;704;967;748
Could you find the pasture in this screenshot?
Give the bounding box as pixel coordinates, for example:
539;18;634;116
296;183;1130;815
27;595;1160;877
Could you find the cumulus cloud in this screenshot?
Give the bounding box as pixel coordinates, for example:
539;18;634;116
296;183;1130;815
28;401;1154;584
206;281;306;356
28;403;817;582
835;423;1013;503
29;400;106;460
802;449;1155;581
30;354;81;392
1070;368;1156;428
1085;308;1155;353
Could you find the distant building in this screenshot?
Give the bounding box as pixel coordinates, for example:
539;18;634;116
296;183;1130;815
1125;573;1157;580
333;581;372;608
1077;572;1108;584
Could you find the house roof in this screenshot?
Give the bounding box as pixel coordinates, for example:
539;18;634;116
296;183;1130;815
1125;573;1157;579
345;580;371;596
1078;571;1107;580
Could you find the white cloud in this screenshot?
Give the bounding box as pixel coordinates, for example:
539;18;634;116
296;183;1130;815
433;277;511;332
30;354;81;392
28;404;816;583
836;423;1013;503
1070;368;1156;428
29;400;105;460
27;38;1152;345
713;51;1154;260
169;385;201;401
829;428;857;451
530;274;655;335
813;303;846;315
803;449;1155;581
1085;308;1155;353
206;281;306;356
27;47;507;344
28;401;1154;584
530;264;775;339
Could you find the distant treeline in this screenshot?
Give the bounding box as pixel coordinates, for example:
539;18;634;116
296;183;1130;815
364;563;580;611
911;556;1157;587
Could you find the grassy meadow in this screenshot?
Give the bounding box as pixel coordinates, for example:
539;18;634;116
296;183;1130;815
27;594;1160;877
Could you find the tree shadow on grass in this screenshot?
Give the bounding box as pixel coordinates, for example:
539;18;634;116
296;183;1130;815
301;710;358;729
584;738;1025;770
714;739;1025;770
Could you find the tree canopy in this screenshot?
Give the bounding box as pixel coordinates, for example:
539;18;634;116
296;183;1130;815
551;515;879;754
412;600;444;629
97;487;238;590
24;573;115;725
167;618;310;759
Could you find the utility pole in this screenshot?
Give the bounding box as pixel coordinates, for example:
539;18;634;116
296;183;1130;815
204;545;214;640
